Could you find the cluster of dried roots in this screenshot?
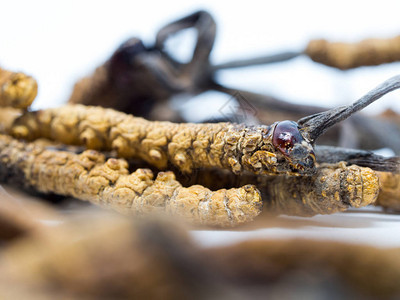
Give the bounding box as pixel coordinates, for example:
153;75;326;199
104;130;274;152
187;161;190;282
2;23;400;229
0;99;390;227
2;12;400;299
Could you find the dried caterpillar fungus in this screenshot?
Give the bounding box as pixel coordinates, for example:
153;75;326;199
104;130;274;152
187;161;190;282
0;67;38;109
178;163;380;217
0;134;262;227
262;163;379;216
67;38;172;118
306;35;400;70
2;104;316;175
375;172;400;211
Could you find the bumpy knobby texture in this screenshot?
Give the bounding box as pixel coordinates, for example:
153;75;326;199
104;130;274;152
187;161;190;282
262;162;379;216
0;134;262;227
178;162;379;217
306;36;400;70
0;67;38;109
3;104;313;175
375;171;400;211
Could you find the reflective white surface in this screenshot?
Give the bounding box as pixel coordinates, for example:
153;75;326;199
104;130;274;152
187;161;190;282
192;207;400;248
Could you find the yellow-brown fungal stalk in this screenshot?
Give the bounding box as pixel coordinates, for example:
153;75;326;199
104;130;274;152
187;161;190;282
375;171;400;211
261;162;379;216
0;134;262;227
0;67;38;109
179;162;380;217
306;35;400;70
0;104;316;175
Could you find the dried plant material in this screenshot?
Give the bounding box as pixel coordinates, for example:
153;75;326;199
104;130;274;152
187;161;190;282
68;38;173;118
0;107;22;133
3;104;316;175
262;163;379;216
179;163;379;217
68;11;216;121
204;239;400;299
315;145;400;173
0;214;224;299
375;171;400;211
298;74;400;143
0;67;38;109
5;75;400;177
0;134;262;227
306;35;400;70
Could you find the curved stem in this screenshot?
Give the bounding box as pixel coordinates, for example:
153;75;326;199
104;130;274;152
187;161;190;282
299;74;400;142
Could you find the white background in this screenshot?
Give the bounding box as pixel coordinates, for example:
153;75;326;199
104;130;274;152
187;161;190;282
2;0;400;247
1;0;400;112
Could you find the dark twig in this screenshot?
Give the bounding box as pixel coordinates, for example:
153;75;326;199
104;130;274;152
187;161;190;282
298;75;400;142
212;51;302;70
315;145;400;173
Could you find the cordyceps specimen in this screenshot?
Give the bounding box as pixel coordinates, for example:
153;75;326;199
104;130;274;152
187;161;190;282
305;35;400;70
0;134;262;227
0;67;38;109
216;33;400;70
375;172;400;211
262;163;379;216
178;162;380;217
2;75;400;176
68;10;216;120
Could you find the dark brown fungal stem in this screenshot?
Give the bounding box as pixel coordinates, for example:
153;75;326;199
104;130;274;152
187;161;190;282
298;74;400;143
68;10;217;120
212;51;302;70
315;145;400;173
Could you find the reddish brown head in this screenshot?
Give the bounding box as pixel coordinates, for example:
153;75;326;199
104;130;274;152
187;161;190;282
272;120;316;173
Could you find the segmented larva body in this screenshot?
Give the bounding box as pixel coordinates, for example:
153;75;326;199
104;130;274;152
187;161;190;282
262;162;379;216
306;35;400;70
4;104;316;175
0;67;38;109
176;162;380;217
375;171;400;211
0;134;262;227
